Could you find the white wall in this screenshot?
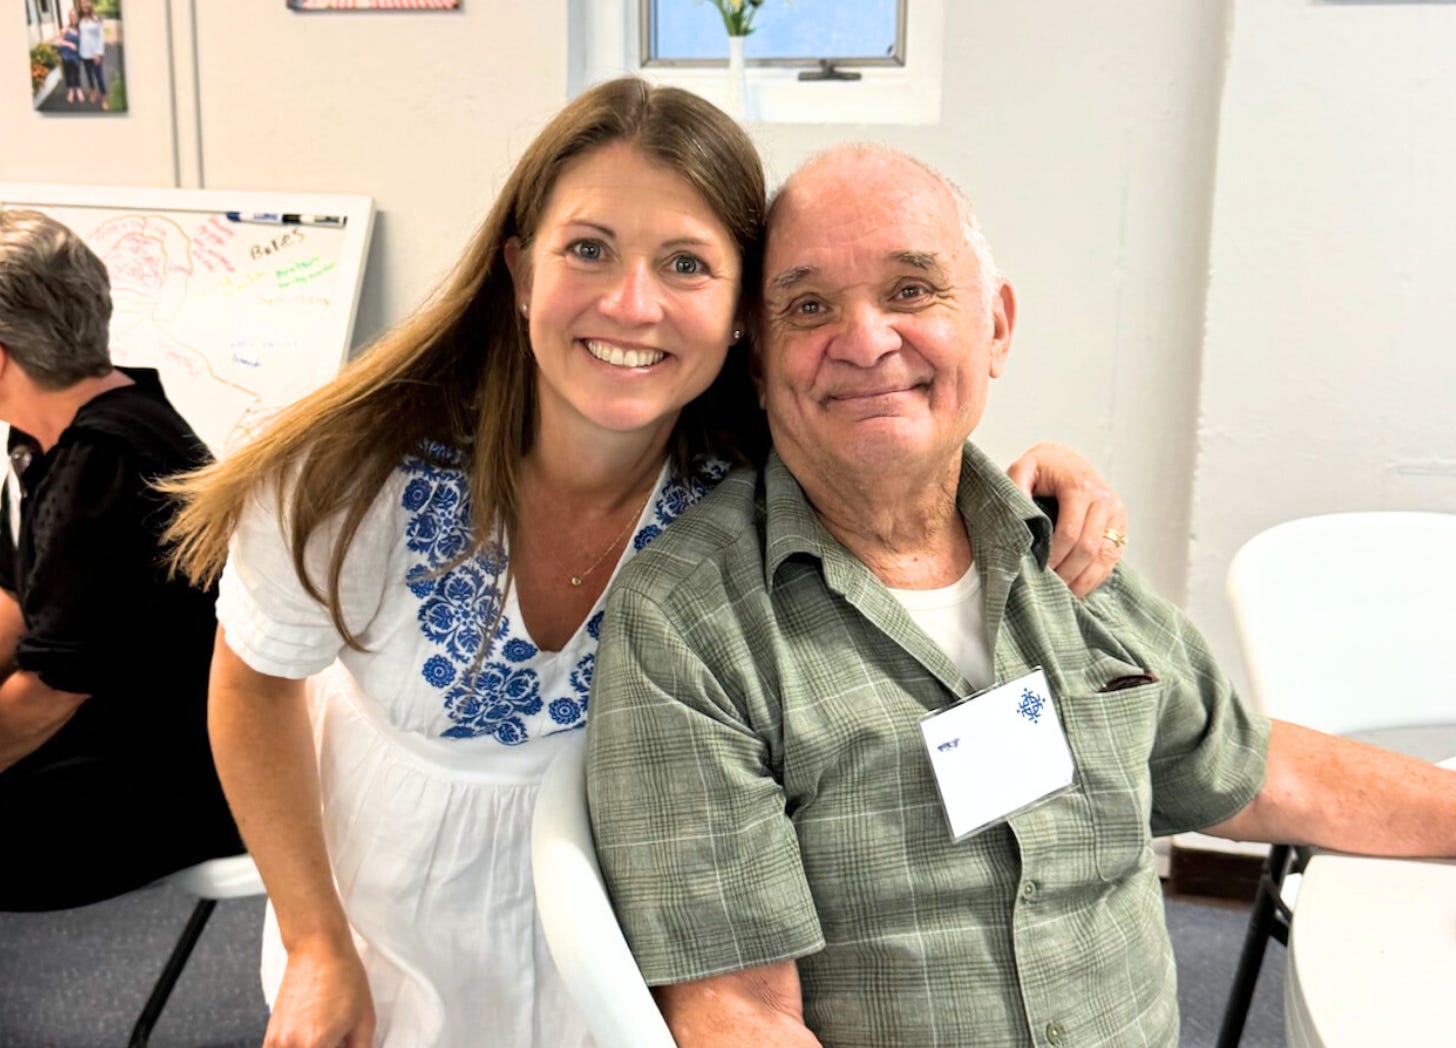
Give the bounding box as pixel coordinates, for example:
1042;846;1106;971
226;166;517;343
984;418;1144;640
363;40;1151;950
189;2;568;346
1189;0;1456;696
1;0;1232;601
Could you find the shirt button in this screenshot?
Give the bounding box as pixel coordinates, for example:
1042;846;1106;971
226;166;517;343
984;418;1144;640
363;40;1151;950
1021;880;1038;901
1046;1021;1065;1045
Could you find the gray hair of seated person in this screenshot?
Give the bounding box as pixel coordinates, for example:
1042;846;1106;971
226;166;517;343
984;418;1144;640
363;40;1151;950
765;143;1002;321
0;209;113;391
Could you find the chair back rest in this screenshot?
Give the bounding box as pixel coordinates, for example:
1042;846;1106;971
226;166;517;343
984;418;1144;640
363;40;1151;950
531;730;677;1048
1226;511;1456;735
166;853;265;900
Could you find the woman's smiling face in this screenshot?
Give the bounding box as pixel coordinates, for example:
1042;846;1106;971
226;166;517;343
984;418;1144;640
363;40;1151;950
508;140;743;448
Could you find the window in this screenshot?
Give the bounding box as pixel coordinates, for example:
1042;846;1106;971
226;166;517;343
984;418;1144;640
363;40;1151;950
570;0;944;125
645;0;903;70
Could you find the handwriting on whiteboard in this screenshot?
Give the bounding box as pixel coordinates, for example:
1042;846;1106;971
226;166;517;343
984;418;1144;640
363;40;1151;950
27;206;353;455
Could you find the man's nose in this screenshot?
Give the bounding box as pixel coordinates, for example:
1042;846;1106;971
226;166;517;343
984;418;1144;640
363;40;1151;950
828;301;902;366
598;260;665;326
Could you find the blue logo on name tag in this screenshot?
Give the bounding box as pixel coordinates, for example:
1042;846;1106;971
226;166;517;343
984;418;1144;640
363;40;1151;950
937;738;960;752
1017;689;1046;724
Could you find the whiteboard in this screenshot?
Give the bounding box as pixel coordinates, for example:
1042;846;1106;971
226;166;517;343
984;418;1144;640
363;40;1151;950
0;183;374;455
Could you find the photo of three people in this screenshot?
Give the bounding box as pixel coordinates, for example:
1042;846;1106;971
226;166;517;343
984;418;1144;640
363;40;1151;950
26;0;127;114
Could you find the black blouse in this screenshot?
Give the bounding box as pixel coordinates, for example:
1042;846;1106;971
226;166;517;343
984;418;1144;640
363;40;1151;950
1;368;220;781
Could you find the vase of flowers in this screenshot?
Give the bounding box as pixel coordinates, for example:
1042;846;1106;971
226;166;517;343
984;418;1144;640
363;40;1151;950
706;0;764;121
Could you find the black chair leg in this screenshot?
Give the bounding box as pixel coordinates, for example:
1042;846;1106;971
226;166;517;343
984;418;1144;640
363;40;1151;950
128;898;217;1048
1215;843;1292;1048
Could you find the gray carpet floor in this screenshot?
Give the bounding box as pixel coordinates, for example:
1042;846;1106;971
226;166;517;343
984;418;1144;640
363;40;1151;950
0;888;1283;1046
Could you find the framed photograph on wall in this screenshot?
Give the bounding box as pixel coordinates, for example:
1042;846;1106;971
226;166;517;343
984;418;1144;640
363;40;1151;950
26;0;128;114
287;0;461;10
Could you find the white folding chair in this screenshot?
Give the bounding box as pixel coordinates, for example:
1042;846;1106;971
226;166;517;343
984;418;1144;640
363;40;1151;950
531;731;677;1048
129;853;266;1048
1215;511;1456;1048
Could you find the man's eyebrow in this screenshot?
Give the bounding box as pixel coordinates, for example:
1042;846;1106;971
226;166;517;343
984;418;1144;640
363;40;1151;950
892;250;947;276
768;265;816;293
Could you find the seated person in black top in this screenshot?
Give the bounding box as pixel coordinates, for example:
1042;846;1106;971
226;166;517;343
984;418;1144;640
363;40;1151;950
0;209;241;910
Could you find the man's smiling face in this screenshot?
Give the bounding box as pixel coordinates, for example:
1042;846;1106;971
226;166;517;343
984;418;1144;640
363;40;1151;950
758;148;1014;486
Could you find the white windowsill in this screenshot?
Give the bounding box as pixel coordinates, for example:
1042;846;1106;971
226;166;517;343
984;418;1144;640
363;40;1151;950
570;1;944;126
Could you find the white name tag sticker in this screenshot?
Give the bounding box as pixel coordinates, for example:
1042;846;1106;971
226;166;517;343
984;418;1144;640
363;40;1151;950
919;668;1076;840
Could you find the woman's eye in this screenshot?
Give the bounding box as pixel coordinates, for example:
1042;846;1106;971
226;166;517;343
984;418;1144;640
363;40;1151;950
671;254;707;276
896;284;927;301
568;239;605;262
795;299;823;316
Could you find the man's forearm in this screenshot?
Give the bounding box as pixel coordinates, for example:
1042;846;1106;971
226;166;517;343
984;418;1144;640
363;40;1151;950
654;962;824;1048
1205;719;1456;857
0;670;88;773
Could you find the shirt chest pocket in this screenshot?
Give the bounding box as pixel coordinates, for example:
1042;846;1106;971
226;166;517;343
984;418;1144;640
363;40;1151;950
1058;676;1162;881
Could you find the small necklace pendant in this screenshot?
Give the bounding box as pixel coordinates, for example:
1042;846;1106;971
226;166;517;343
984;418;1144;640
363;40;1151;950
569;575;584;587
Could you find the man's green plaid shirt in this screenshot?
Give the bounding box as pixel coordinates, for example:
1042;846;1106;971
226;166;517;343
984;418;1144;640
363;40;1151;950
588;444;1270;1048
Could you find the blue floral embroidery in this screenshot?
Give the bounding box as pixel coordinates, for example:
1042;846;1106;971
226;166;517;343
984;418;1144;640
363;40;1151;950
659;480;696;518
633;524;662;551
405;564;435;598
439;662;541;741
401;478;431;512
548;698;580;725
570;653;594;697
402;451;725;744
415;559;493;663
494;719;526;746
502;638;537;663
421;656;456;688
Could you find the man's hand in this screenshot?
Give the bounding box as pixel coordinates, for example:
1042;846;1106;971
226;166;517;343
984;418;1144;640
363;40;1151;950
264;933;376;1048
1007;441;1128;597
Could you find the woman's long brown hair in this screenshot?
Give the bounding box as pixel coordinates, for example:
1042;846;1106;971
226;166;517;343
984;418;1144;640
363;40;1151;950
163;77;767;648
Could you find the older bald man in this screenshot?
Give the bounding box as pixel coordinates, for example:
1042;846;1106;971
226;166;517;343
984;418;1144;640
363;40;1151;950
586;146;1456;1047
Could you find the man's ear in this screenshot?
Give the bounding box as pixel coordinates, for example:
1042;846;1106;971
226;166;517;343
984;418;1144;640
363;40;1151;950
988;280;1016;379
503;237;530;310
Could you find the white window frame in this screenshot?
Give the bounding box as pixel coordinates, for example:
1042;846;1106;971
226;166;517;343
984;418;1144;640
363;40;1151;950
570;0;944;125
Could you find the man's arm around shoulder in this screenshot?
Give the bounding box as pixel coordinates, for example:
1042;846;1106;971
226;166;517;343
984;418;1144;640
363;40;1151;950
655;960;823;1047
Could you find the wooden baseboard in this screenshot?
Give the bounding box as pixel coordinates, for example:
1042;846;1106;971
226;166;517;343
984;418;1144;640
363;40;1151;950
1167;845;1264;903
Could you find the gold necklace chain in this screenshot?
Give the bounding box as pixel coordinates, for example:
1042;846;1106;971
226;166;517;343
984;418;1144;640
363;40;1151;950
569;485;654;588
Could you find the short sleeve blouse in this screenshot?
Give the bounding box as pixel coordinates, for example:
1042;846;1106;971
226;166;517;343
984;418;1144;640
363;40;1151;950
217;445;724;745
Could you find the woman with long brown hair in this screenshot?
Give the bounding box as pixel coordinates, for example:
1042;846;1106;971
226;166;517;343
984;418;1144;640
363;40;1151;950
167;77;1125;1046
